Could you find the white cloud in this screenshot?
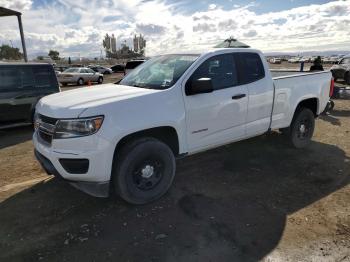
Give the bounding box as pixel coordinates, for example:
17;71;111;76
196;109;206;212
0;0;33;10
0;0;349;58
208;4;217;10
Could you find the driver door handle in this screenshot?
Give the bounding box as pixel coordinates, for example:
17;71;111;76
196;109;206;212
232;94;246;100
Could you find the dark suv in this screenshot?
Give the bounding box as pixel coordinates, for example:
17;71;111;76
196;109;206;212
0;63;60;129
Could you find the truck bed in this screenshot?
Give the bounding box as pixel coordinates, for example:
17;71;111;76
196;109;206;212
270;70;327;78
270;70;332;130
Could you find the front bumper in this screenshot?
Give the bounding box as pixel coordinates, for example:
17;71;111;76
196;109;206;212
58;77;78;84
34;149;110;197
33;131;115;197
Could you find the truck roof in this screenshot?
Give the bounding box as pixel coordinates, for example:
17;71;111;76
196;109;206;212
165;47;260;56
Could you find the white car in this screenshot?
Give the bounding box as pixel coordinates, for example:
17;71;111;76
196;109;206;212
89;65;113;74
58;68;103;86
33;48;332;204
288;57;300;63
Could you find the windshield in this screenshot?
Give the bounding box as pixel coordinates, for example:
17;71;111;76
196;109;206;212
340;58;350;64
119;54;199;90
64;68;79;73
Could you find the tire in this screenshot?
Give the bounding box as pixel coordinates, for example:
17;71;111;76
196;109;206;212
345;72;350;85
289;108;315;148
62;83;68;86
97;76;103;84
113;137;176;205
77;78;84;86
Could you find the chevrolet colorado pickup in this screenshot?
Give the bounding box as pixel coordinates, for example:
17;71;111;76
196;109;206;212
33;48;333;204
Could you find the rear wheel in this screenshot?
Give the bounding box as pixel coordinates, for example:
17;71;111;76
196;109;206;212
288;108;315;148
98;76;103;84
113;137;176;205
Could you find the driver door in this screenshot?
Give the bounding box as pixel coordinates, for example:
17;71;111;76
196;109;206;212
182;53;248;152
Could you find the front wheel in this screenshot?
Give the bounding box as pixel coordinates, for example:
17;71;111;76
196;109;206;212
289;108;315;148
97;76;103;84
113;138;176;205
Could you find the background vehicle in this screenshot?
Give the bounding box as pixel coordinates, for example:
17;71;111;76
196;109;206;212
54;65;69;72
331;56;350;84
269;58;281;64
88;65;112;74
111;64;125;73
58;67;103;86
124;59;146;75
34;48;332;204
54;65;69;77
0;63;60;129
288;57;300;63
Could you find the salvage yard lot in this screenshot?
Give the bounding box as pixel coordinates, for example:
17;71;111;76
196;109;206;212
0;77;349;261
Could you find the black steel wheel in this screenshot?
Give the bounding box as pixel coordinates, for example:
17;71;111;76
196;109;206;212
113;137;176;205
289;108;315;148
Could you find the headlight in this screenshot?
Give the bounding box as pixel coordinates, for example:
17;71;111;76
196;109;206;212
33;113;40;130
54;116;104;139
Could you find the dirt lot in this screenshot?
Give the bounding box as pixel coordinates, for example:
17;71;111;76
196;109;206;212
0;73;349;261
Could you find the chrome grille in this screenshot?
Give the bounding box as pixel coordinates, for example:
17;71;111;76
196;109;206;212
37;114;57;145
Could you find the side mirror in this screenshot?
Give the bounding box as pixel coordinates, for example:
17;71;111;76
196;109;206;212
186;78;213;95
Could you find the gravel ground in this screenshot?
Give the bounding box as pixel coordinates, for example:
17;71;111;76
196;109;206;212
0;72;349;262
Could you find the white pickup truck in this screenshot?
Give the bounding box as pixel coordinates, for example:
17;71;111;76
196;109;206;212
33;48;333;204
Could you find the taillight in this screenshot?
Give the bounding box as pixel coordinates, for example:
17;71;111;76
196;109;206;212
329;78;335;97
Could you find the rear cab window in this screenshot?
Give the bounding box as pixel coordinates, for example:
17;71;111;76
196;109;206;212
33;65;59;91
235;52;265;84
0;64;59;93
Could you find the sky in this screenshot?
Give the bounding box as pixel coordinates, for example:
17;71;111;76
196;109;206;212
0;0;349;58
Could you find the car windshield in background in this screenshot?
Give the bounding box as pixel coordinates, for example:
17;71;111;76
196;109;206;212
119;55;199;90
340;58;350;64
64;68;79;73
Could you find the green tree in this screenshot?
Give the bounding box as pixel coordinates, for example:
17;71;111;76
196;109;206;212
48;50;60;60
0;44;23;60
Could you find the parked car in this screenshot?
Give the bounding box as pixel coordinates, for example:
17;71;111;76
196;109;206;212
0;63;60;129
269;58;281;64
111;64;125;73
124;59;146;75
33;48;332;204
54;65;69;72
88;65;113;74
288;57;300;63
330;56;350;84
58;67;103;86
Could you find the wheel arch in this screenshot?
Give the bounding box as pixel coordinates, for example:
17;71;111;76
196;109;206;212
114;126;180;159
293;97;319;118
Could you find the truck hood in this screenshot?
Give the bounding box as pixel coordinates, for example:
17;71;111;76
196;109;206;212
36;84;160;118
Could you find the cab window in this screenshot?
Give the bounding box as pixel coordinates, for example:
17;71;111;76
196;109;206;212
20;67;35;89
235;53;265;84
188;54;238;91
0;67;20;91
33;66;57;90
